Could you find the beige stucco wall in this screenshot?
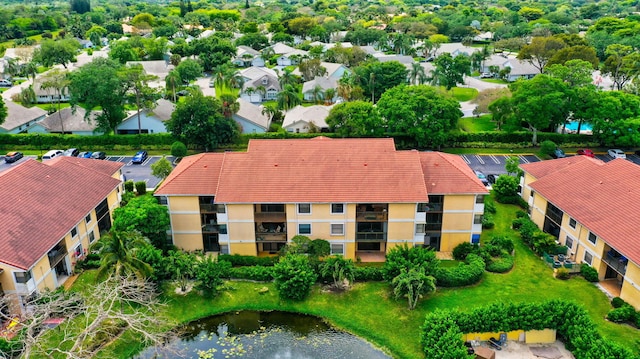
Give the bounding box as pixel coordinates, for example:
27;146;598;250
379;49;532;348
440;233;473;252
621;263;640;309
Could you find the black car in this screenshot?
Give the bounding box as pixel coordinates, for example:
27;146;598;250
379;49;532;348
63;148;80;157
132;150;148;164
4;151;24;163
474;170;489;186
487;174;498;184
91;151;106;160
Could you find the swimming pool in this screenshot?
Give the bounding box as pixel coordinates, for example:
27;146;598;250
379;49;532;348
565;121;593;132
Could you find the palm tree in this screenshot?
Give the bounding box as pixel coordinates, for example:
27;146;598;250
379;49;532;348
40;69;69;133
3;58;20;78
92;231;152;280
23;61;38;82
220;93;239;118
256;85;266;101
261;46;275;65
324;88;336;104
278;67;297;88
409;62;427;85
125;64;159;134
392;268;435;310
261;102;280;129
165;70;182;102
311;84;324;104
277;84;301;111
244;86;256;101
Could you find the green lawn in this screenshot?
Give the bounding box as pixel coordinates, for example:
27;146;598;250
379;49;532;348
458;114;496;132
0;30;61;49
34;103;71;112
73;200;638;359
482;78;510;84
439;86;479;101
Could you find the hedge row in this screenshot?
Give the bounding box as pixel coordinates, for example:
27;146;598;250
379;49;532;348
433;254;485;287
421;300;638;359
0;130;595;152
219;254;279;267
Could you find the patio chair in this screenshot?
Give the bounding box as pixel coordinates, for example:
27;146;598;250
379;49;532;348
489;337;502;350
499;333;507;347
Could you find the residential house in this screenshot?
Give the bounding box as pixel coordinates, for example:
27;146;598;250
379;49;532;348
270;42;296;55
233;98;270;134
0;157;124;314
276;49;309;67
473;32;494;42
125;60;174;81
116;98;175;134
302;76;339;102
232;46;265;67
282;105;333;133
77;39;94;49
32;78;70;104
27;107;100;135
520;157;640;309
481;54;538;82
292;62;350;81
433;42;480;58
239;67;280;103
374;54;416;71
0;101;47;134
154;138;488;261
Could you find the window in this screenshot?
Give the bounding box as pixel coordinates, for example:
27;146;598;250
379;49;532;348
531;190;535;197
417;203;428;212
583;251;593;266
71;227;78;237
474;214;483;224
220;245;230;255
565;236;573;250
216;204;226;214
298;223;311;235
330;243;344;255
331;203;344;214
588;232;597;245
297;203;311;214
475;195;485;204
85;214;91;224
260;204;285;212
330;223;344;235
157;196;168;205
569;218;576;229
14;271;32;284
415;224;426;234
218;224;228;235
88;231;96;243
74;244;84;259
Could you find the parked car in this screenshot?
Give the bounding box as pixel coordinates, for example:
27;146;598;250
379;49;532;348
78;151;92;158
551;148;566;159
42;149;63;161
576;149;595;158
487;174;498;184
480;72;492;78
608;149;626;159
4;151;23;163
63;148;79;157
132;150;148;164
0;79;12;87
474;170;489;186
91;151;106;160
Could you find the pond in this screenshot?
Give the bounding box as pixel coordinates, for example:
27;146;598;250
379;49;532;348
134;311;392;359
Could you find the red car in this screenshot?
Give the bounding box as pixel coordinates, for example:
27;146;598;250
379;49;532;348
576;149;595;158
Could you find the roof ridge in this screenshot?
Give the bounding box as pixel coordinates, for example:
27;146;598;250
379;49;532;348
157;153;206;192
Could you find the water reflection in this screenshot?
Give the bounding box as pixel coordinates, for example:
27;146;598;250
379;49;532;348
136;311;391;359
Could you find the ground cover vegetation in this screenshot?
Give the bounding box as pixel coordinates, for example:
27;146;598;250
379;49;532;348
1;0;640;151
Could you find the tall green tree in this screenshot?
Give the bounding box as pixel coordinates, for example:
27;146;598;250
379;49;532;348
166;89;239;151
505;75;568;145
392;268;436;310
320;256;356;290
67;57;129;134
273;254;318;301
39;69;70;133
325;101;384;137
0;97;7;127
33;38;80;69
92;230;152;280
151;157;174;180
601;44;640;90
112;194;171;250
517;36;566;73
190;36;236;72
431;53;471;90
354;60;408;103
124;64;159;134
85;25;107;47
377;85;462;149
409;62;427;85
175;58;203;83
109;40;139;64
276;84;301;111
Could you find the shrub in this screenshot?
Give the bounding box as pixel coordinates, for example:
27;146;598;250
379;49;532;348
493;175;520;204
124;180;135;192
195;256;232;297
484;201;496;214
555;267;570;280
487;235;514;254
482;213;495;229
580;264;599;282
308;239;330;258
452;242;476;261
486;255;514;273
434;254;485;287
273;254;318;301
320;256;356;289
136;245;170;282
515;210;528;218
607;305;636;323
382;244;440;282
218;254;278;267
171;141;187;157
540;140;557;156
134;181;147;195
353;266;384;281
611;297;627;309
228;266;275;281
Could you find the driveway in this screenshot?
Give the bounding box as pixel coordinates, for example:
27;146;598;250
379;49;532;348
464;76;508;91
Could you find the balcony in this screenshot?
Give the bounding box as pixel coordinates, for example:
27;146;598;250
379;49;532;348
604;251;628;275
199;203;216;212
356;211;388;222
254;212;286;222
202;224;221;233
356;232;387;241
256;232;287;242
48;245;67;267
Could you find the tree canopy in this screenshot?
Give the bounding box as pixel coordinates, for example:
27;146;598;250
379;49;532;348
112;194;170;250
354;60;408;103
325;101;384;137
33;38;79;69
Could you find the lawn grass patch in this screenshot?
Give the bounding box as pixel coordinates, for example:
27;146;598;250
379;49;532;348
458;114;496;132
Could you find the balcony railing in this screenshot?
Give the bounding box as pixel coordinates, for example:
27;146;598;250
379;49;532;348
604;252;628;275
254;212;287;221
356;212;388;222
256;232;287;242
48;246;67;267
200;204;216;212
356;232;387;241
202;224;220;233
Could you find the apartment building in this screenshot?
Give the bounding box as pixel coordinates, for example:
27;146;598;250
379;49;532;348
0;157;124;314
155;138;488;261
521;156;640;309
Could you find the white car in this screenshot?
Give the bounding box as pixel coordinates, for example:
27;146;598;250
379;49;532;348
608;149;626;159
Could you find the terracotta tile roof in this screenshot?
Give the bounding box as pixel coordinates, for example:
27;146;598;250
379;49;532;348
45;156;125;176
528;159;640;267
520;156;603;179
0;158;122;270
154;153;225;196
420;152;489;194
